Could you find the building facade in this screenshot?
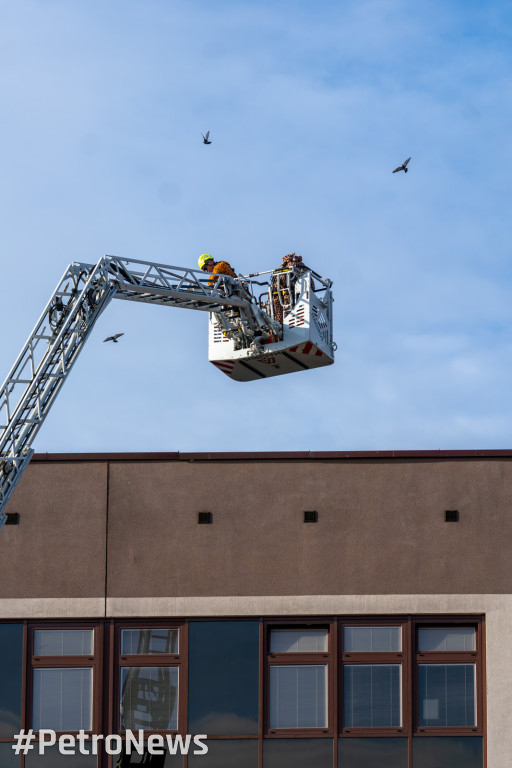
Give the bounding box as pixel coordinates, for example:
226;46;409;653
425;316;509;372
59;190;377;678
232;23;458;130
1;449;511;767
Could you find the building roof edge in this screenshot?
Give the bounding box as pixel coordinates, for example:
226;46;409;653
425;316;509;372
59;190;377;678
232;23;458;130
30;449;512;462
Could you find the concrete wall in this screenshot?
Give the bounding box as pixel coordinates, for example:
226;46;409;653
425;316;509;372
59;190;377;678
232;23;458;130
1;452;512;599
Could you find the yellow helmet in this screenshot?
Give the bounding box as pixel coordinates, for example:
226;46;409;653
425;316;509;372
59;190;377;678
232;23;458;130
198;253;214;270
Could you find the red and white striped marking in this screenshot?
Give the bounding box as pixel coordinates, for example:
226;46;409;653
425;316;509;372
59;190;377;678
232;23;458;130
211;360;236;375
289;341;325;357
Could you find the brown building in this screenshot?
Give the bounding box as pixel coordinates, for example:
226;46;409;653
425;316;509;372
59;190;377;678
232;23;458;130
1;449;510;767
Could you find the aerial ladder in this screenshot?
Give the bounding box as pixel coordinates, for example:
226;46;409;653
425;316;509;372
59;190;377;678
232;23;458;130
0;254;335;529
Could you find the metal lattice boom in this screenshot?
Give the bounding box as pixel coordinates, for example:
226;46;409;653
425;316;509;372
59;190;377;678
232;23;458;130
0;255;279;528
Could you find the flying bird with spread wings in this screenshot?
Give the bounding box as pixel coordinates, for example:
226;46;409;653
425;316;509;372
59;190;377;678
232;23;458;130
393;157;411;174
202;131;211;145
103;333;124;343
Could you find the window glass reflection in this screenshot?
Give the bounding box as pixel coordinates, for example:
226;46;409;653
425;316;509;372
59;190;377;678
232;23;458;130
0;742;21;768
188;739;258;767
120;667;178;731
344;665;401;727
263;738;333;768
270;665;327;728
344;626;401;652
112;741;184;766
188;621;259;735
418;664;475;726
270;628;328;652
25;745;97;767
338;737;408;768
418;627;476;652
33;668;92;731
34;630;93;656
121;630;179;655
412;736;483;768
0;623;23;737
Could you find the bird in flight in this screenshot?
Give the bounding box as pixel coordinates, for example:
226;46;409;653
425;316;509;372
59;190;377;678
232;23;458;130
202;131;211;145
393;157;411;173
103;333;124;343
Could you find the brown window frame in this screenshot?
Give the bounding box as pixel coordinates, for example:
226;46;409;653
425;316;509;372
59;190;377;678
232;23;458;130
27;621;103;737
265;619;335;737
114;620;188;737
339;617;409;737
413;616;484;737
2;613;485;768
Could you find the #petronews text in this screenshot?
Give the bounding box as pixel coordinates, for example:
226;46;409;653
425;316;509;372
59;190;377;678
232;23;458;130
12;729;208;756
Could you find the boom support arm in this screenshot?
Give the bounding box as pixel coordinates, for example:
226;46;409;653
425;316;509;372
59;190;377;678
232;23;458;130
0;255;279;528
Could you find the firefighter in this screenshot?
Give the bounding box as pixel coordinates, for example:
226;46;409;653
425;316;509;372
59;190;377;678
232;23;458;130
272;253;312;322
272;253;296;323
198;253;237;279
198;252;250;304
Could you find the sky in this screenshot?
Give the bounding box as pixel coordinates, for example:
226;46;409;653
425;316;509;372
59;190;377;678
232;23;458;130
1;0;512;453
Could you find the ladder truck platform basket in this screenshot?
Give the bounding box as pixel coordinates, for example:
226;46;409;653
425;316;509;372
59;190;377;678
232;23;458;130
0;255;335;527
208;269;335;381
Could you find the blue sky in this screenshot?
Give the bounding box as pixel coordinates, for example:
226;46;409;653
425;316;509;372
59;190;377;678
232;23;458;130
1;0;512;452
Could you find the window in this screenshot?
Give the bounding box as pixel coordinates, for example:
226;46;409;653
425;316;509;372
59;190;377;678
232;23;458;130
0;623;23;738
34;628;94;656
341;622;405;733
188;739;258;767
418;665;475;726
188;621;259;735
29;625;99;734
121;628;179;655
120;666;179;731
344;664;401;728
417;627;475;652
270;628;328;653
112;742;184;767
117;624;184;734
412;735;484;768
415;622;482;734
344;626;401;653
267;625;331;733
1;616;484;767
270;665;328;729
263;737;333;767
338;736;409;768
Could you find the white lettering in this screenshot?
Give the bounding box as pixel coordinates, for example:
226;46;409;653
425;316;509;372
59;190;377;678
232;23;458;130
147;734;165;754
38;730;56;754
35;730;206;757
125;729;144;755
193;735;208;754
76;730;90;755
104;734;122;755
91;733;104;754
166;734;191;755
59;735;76;755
